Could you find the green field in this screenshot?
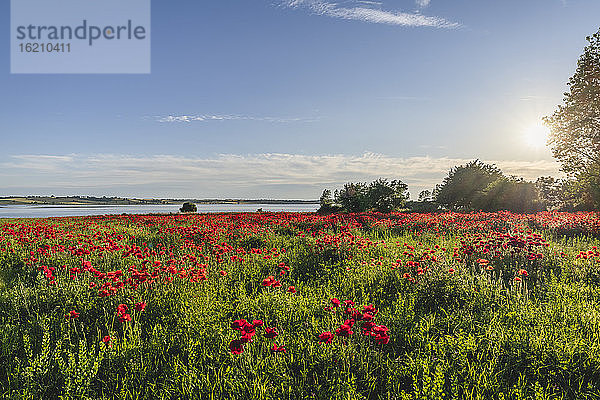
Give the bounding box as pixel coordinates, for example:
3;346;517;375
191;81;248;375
1;211;600;399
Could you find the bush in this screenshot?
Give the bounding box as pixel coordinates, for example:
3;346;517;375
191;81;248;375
179;202;197;213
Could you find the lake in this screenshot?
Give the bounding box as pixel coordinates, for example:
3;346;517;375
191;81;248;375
0;203;319;219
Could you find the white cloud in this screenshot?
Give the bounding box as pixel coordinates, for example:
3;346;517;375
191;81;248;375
0;153;560;199
416;0;431;8
156;114;316;123
3;155;75;172
284;0;459;28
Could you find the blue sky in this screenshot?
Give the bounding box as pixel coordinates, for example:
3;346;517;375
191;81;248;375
1;0;599;199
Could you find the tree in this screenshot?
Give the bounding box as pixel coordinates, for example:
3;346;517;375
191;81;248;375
434;160;503;211
334;182;369;213
323;178;409;214
535;176;585;210
366;178;409;213
536;176;563;210
544;27;600;208
319;189;333;208
317;189;342;214
473;177;543;213
180;202;197;213
418;190;432;202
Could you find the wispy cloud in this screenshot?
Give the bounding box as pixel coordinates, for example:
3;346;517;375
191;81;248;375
518;95;551;102
156;114;318;123
1;153;559;199
283;0;459;28
416;0;431;8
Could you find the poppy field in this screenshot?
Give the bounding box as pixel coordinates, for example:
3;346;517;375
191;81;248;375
2;211;600;399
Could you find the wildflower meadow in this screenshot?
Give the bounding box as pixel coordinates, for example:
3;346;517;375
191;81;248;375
2;211;600;399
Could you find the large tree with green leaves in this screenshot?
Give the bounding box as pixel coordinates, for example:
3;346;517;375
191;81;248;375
473;177;543;213
544;27;600;208
367;178;409;213
434;160;503;211
334;182;369;213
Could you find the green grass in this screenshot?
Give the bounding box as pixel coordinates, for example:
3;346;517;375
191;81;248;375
1;212;600;399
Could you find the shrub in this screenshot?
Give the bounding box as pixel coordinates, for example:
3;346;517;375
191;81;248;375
179;202;197;213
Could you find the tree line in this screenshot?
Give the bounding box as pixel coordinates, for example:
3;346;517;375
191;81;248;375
318;160;568;214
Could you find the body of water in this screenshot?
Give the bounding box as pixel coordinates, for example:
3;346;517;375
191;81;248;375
0;203;319;219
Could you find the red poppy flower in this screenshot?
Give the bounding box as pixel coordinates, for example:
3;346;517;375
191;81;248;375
240;333;254;344
330;298;341;307
372;325;390;344
117;304;128;314
372;325;389;335
220;270;227;276
374;333;390;345
65;310;79;319
119;313;132;323
231;319;249;331
229;339;244;355
242;323;256;336
287;286;296;293
362;312;374;322
362;321;376;334
336;324;353;338
252;319;264;327
134;302;146;311
102;335;111;344
318;331;334;344
264;327;278;339
261;276;275;286
363;305;378;315
271;343;286;353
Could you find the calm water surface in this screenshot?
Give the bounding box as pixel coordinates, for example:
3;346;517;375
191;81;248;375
0;204;319;219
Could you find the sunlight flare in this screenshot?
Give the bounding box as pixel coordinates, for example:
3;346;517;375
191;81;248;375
522;121;550;149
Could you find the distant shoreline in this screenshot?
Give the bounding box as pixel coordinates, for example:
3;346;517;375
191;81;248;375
0;197;319;206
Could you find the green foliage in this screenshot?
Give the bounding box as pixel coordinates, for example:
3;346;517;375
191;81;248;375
367;178;409;213
473;177;544;213
405;200;439;213
535;177;592;211
317;189;343;215
335;182;370;213
434;160;503;211
544;27;600;209
327;178;409;213
179;202;197;213
418;190;433;202
434;162;546;213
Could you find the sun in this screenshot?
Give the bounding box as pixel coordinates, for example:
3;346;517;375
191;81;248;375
523;121;550;149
